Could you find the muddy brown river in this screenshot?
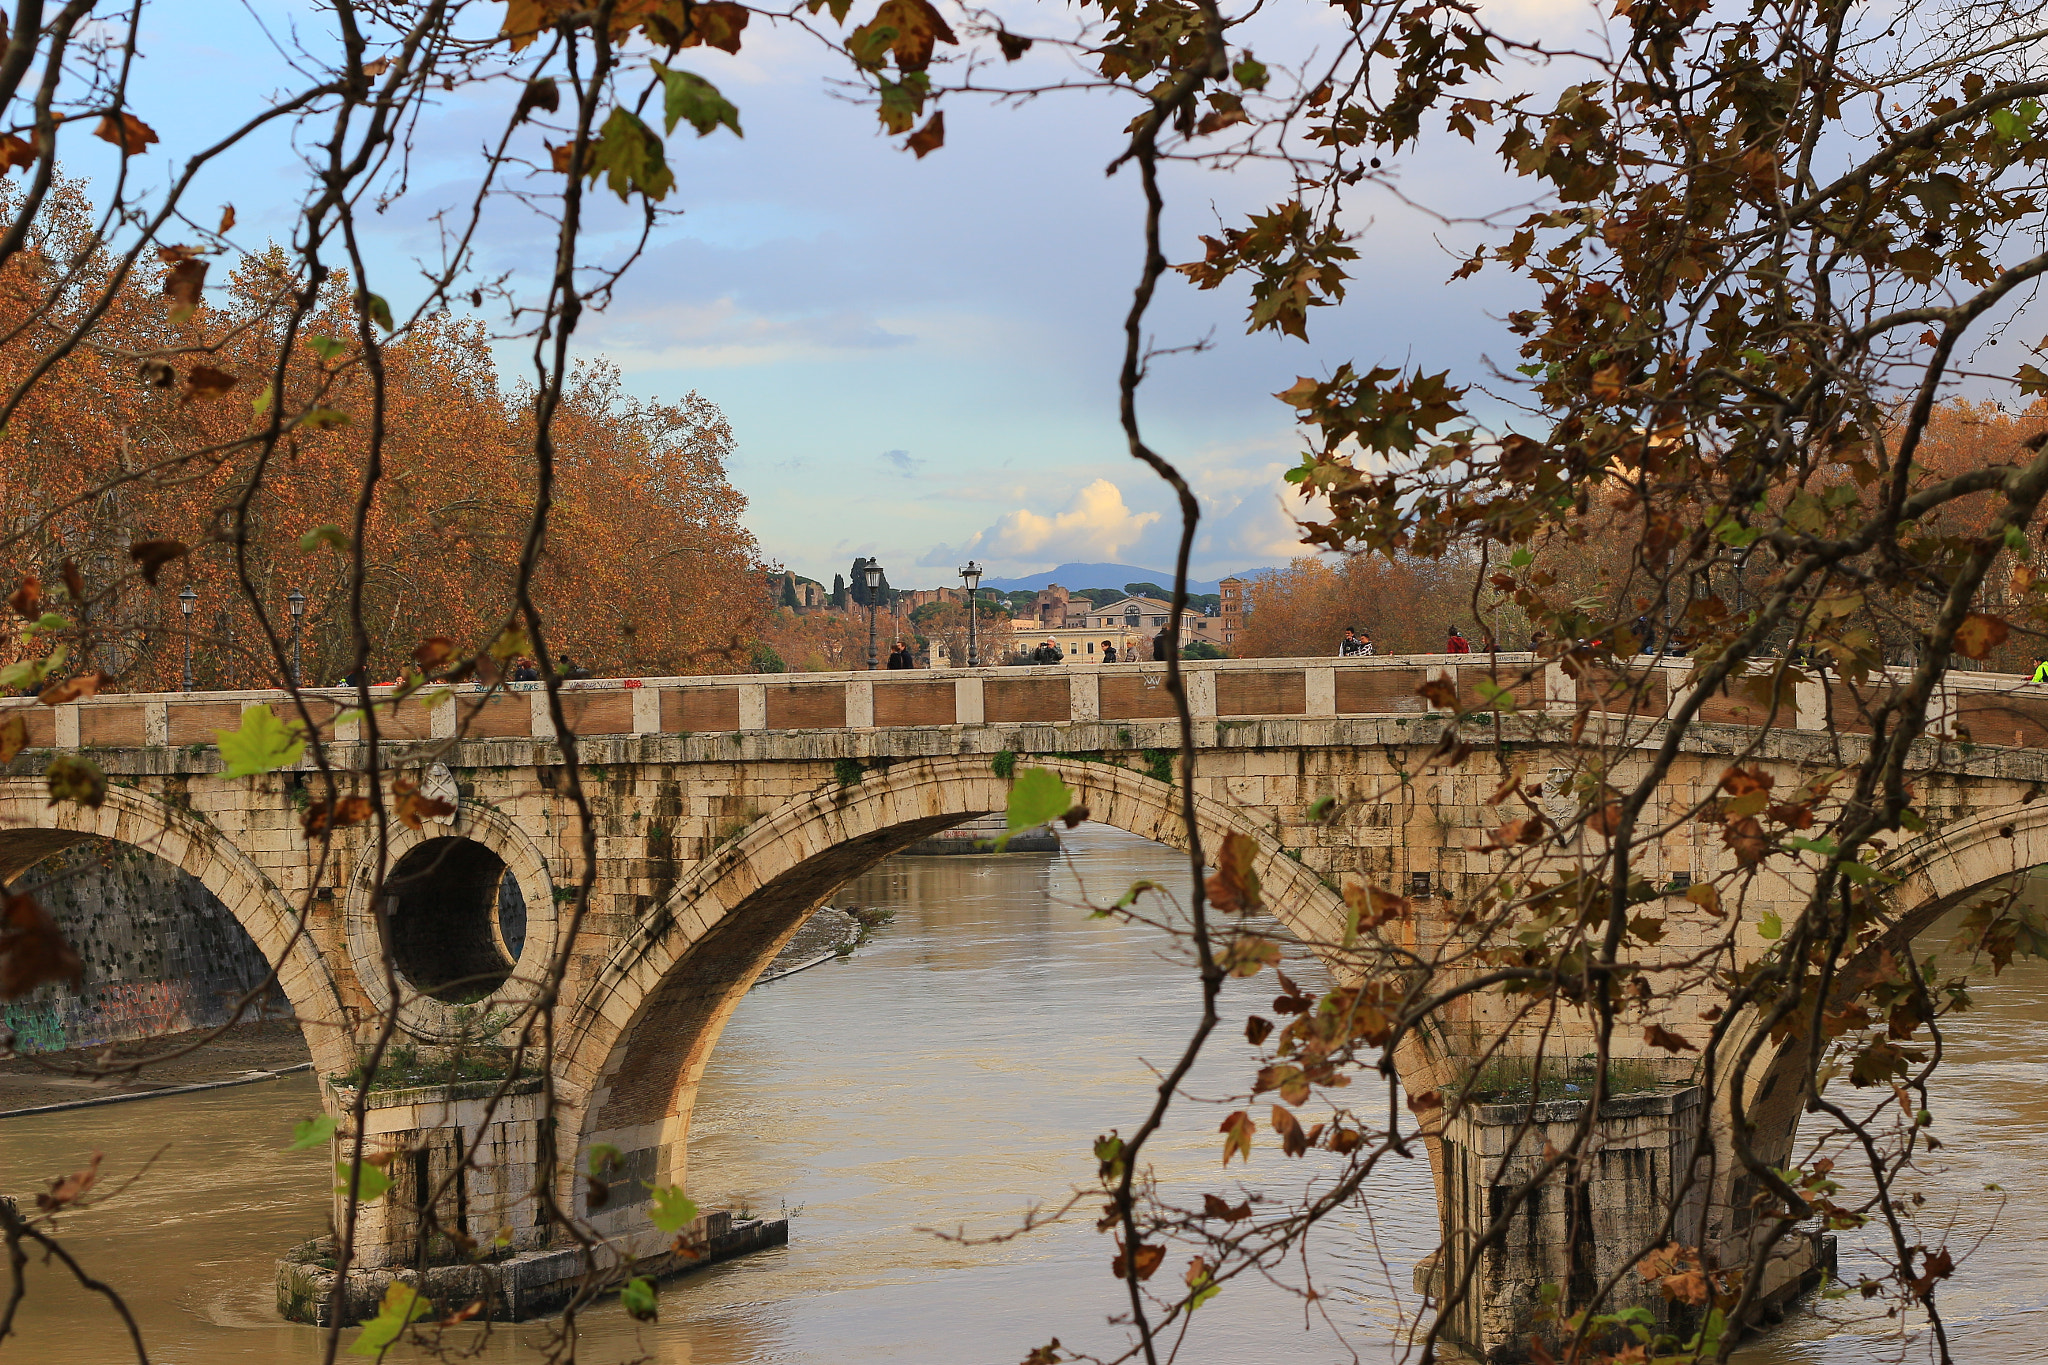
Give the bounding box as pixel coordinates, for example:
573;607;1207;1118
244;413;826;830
1;826;2042;1362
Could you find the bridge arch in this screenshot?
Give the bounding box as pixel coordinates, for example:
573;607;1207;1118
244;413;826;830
557;753;1350;1242
0;777;353;1076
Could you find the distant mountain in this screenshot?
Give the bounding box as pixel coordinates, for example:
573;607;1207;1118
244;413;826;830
981;563;1273;594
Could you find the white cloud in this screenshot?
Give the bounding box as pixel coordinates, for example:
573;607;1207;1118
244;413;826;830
954;479;1162;566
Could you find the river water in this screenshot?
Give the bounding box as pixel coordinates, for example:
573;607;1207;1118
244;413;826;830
1;826;2042;1363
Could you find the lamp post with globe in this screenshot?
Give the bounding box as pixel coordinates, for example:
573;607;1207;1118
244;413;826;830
178;586;197;691
863;560;885;671
958;560;982;667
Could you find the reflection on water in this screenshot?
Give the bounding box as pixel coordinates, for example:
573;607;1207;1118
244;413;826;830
0;826;2042;1362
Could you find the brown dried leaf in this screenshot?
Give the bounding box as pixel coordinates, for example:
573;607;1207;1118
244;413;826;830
412;636;456;671
1416;677;1459;709
302;794;373;837
59;560;83;603
128;539;189;585
160;253;207;323
34;1151;100;1212
37;673;107;706
94;112;158;155
906;110;945;158
0;714;25;763
0;892;83;997
0;132;36;174
1954;613;2009;660
1111;1239;1165;1281
1202;1193;1252;1222
1205;831;1263;913
182;365;238;402
1644;1022;1698;1053
680;1;750;53
7;576;39;619
218;203;236;233
1723;814;1769;865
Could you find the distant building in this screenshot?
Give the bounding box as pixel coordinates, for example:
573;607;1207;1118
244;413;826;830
1219;577;1245;646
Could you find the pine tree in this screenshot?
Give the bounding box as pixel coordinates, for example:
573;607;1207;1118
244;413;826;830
779;576;799;608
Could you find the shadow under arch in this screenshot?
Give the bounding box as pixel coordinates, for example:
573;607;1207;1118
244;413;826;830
0;777;352;1076
558;753;1352;1241
1729;799;2048;1227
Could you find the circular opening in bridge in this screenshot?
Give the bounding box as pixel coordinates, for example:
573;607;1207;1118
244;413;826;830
386;836;521;1004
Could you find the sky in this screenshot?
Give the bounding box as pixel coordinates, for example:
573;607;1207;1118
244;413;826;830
79;0;1605;588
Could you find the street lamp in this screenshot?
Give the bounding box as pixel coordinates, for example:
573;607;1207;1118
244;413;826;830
178;586;197;691
863;560;885;671
958;559;982;667
287;588;306;685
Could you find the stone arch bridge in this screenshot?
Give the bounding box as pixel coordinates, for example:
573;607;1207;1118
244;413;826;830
5;652;2044;1355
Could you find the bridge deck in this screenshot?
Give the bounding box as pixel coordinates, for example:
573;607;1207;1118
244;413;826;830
5;653;2046;755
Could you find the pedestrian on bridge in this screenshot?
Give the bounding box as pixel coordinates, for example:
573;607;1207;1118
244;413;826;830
2032;655;2048;684
1102;641;1118;663
1445;626;1471;654
1031;639;1063;665
1340;627;1373;657
886;640;914;670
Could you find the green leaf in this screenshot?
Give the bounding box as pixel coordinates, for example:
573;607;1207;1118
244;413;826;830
335;1159;392;1203
1232;56;1268;90
364;293;393;331
1509;546;1534;568
348;1282;428;1356
1759;909;1783;941
288;1115;337;1151
588;106;674;202
1188;1270;1220;1310
300;524;351;553
300;408;351;431
1306;795;1336;821
998;767;1074;850
653;62;742;138
646;1183;699;1235
1113;879;1160;909
307;335;348;360
251;383;274;416
586;1142;622;1178
216;703;307;777
619;1276;658;1322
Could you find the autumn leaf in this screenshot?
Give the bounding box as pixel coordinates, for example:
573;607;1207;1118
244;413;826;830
1205;831;1263;912
1111;1239;1165;1281
157;246;206;323
302;795;372;836
547;140;574;173
94;112;159;155
128;538;188;585
413;636;457;671
0;133;36;173
906;110;945;157
0;892;83;997
997;29;1032;60
1416;676;1458;709
1202;1192;1251;1221
848;0;956;72
35;1151;100;1213
1723;815;1769;865
218;203;236;233
182;365;238;402
516;77;559;122
1219;1109;1255;1164
0;714;26;763
679;1;749;53
1644;1022;1698;1052
37;672;107;706
7;577;39;619
392;775;455;830
1953;613;2009;660
44;754;105;808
